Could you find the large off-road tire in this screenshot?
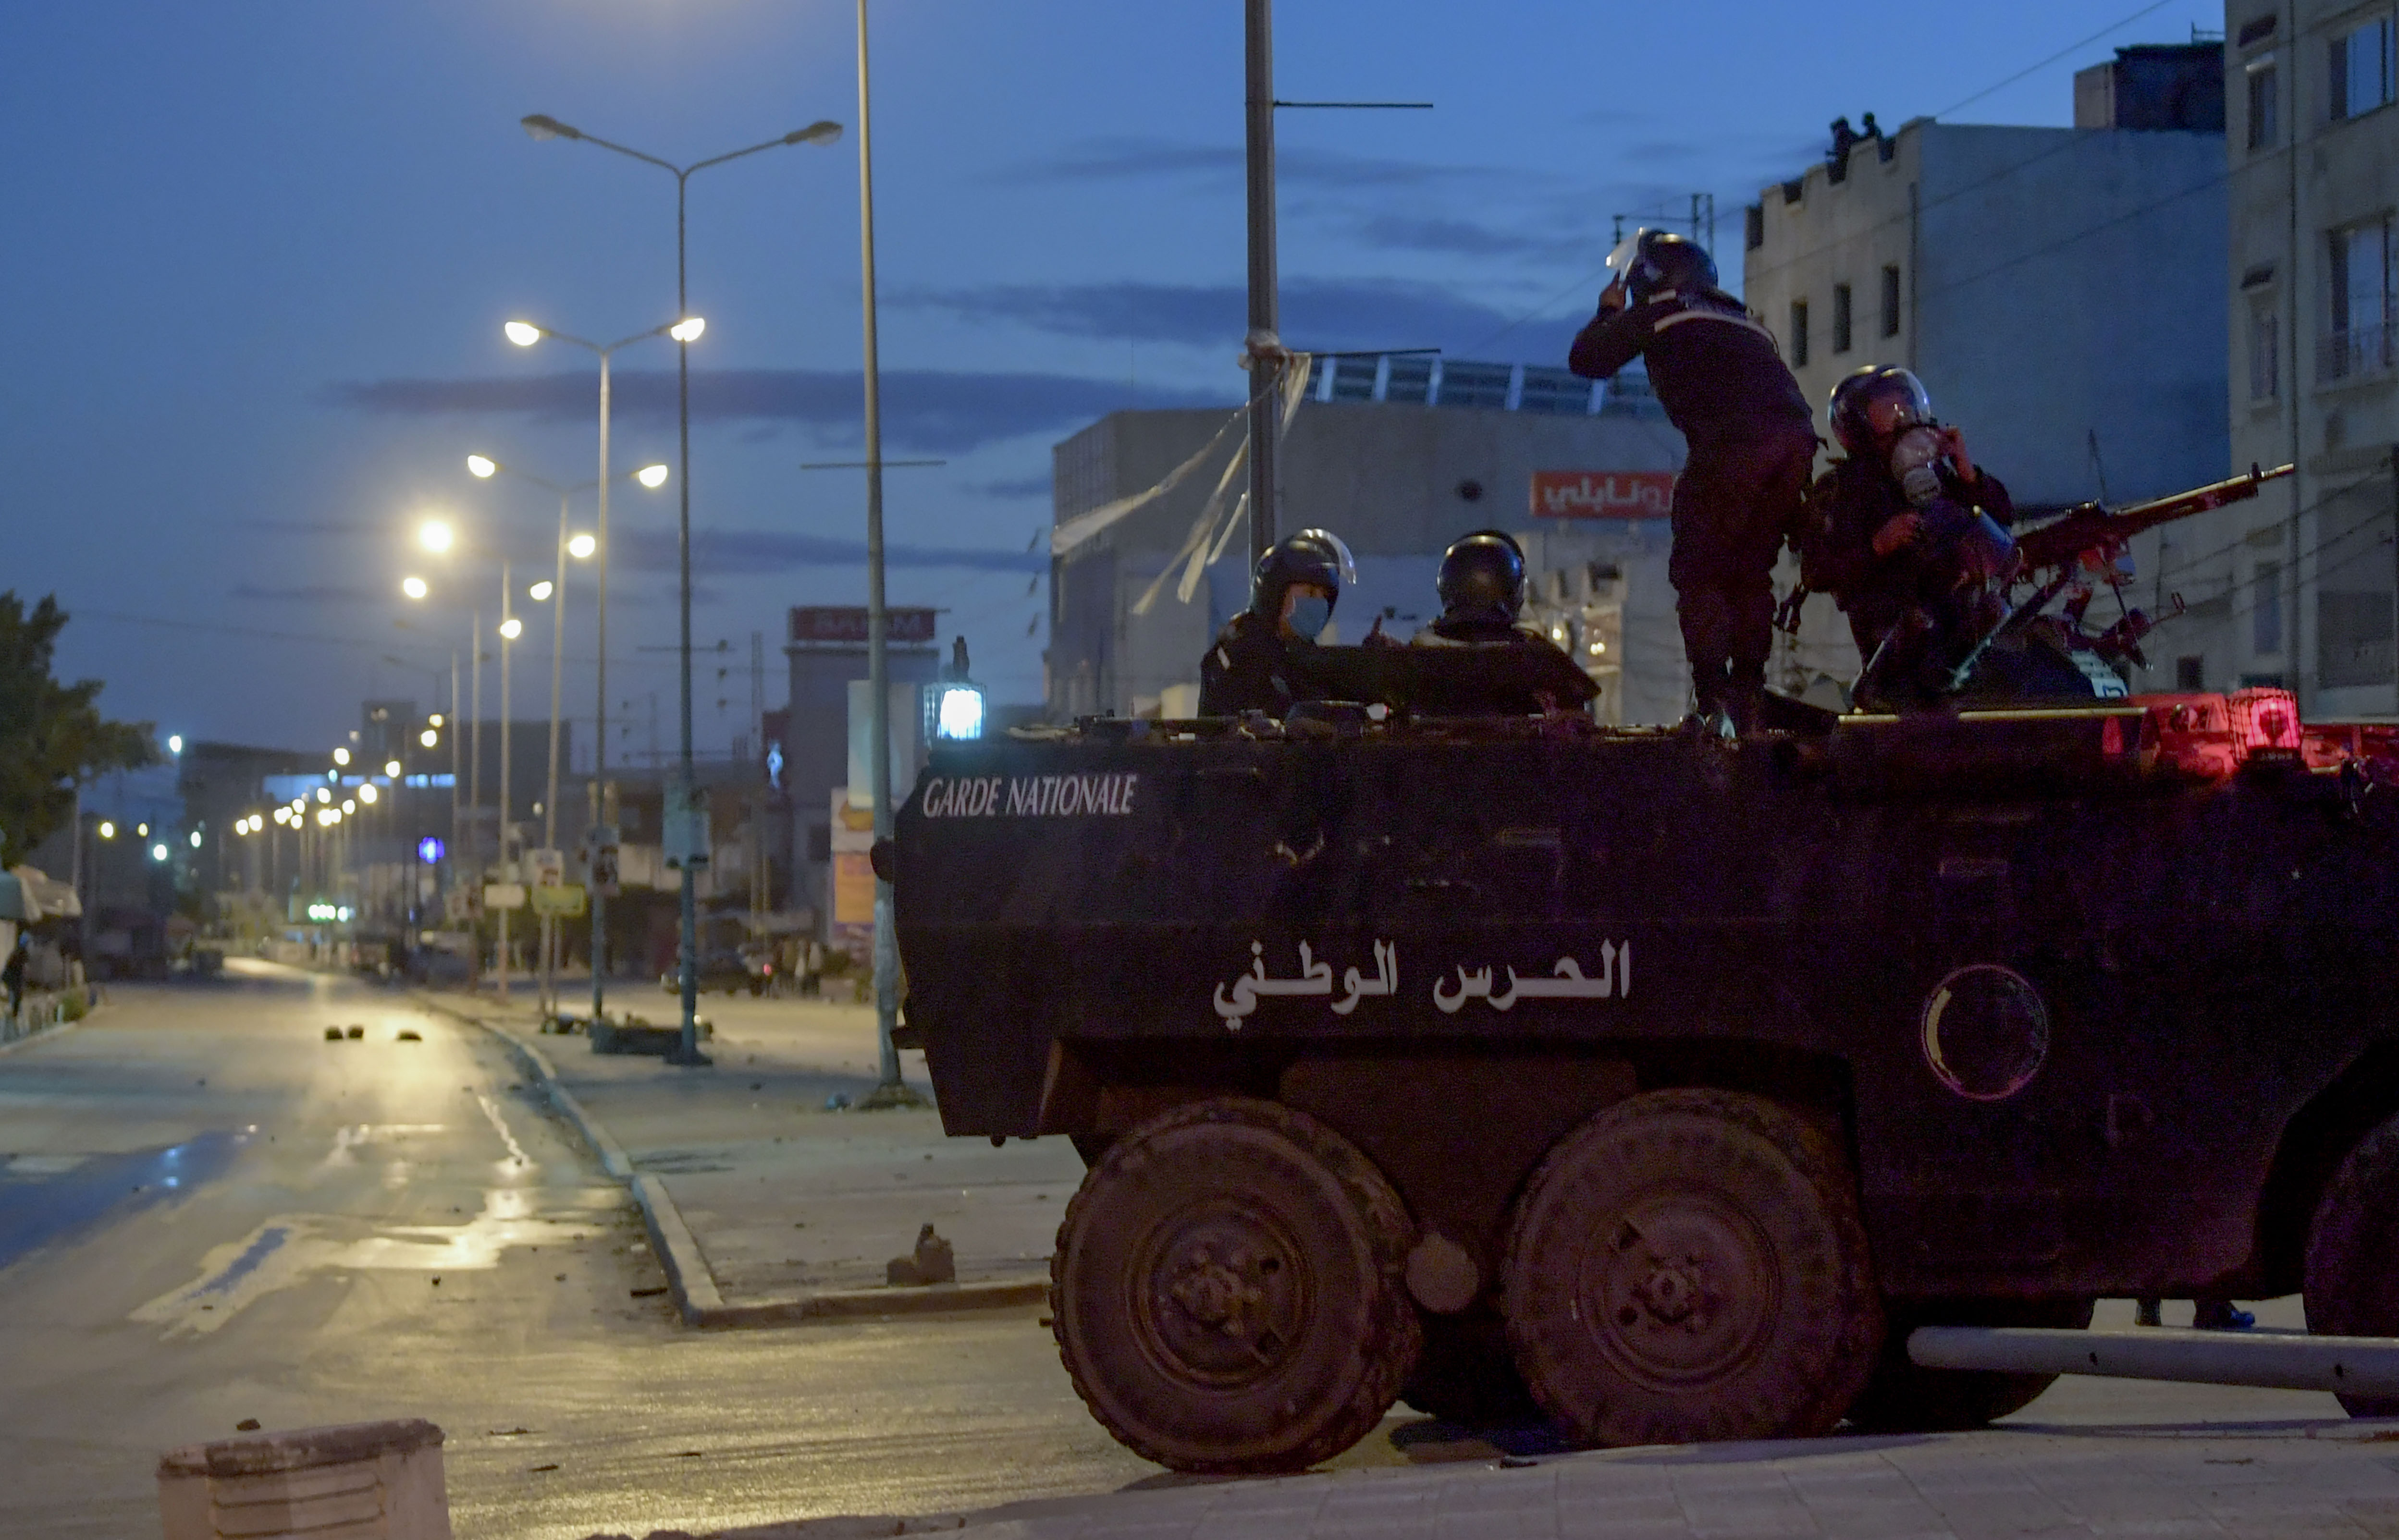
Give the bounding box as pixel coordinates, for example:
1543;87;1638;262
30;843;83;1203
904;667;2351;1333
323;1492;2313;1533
2305;1109;2399;1418
1400;1305;1545;1429
1501;1088;1882;1448
1051;1096;1422;1472
1845;1297;2094;1431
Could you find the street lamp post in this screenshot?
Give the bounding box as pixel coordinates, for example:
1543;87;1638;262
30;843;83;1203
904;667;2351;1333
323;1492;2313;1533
521;110;843;1067
468;452;664;1017
500;319;682;1026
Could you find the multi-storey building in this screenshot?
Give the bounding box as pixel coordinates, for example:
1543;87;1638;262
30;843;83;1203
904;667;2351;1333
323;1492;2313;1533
2218;2;2399;712
1744;48;2229;694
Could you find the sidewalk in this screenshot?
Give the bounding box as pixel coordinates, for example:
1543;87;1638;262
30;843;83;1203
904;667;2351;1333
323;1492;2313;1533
581;1418;2399;1540
419;985;1080;1325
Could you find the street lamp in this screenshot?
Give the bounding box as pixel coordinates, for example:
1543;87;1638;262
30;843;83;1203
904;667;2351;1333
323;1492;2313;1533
487;312;686;1031
462;451;666;1017
402;575;429;600
521;110;844;1065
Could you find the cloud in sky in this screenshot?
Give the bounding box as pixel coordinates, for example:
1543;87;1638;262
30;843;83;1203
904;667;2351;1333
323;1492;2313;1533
325;368;1230;455
622;527;1046;576
1015;137;1526;193
895;277;1537;354
970;474;1053;500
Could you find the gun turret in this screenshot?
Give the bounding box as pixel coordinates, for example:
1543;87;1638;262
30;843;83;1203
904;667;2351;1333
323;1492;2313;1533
2012;463;2295;573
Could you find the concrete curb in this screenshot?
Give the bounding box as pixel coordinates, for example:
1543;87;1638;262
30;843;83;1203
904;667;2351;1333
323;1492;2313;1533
412;990;1042;1330
0;995;106;1059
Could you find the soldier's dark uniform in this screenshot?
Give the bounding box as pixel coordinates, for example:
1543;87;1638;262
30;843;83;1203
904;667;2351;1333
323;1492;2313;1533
1801;455;2015;665
1568;240;1817;728
1198;610;1310;717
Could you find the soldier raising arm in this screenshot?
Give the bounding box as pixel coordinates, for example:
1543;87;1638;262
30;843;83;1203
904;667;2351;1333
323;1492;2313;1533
1568;231;1818;732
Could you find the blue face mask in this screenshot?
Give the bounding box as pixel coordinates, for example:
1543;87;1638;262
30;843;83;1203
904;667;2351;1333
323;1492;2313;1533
1285;593;1332;641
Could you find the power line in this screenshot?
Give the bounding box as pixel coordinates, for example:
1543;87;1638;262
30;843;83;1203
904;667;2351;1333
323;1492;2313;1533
1927;0;2178;121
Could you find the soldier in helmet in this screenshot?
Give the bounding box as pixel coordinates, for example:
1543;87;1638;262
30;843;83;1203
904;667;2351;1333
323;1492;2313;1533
1799;366;2015;689
1198;529;1353;717
1411;530;1552;648
1567;230;1818;732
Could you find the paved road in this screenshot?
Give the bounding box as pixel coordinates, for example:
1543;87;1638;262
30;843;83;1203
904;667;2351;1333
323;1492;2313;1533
0;963;2373;1540
0;965;1149;1540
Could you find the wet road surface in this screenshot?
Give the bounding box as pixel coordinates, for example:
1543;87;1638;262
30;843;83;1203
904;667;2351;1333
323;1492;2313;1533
0;964;1150;1539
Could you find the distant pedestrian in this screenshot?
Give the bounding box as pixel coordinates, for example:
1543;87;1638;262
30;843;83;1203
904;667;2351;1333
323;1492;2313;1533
3;932;26;1022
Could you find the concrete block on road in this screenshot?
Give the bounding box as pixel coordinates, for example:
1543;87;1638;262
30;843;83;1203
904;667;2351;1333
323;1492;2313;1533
159;1417;450;1540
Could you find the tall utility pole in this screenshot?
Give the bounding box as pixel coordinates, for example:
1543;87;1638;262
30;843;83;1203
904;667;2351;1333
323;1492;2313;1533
857;0;922;1109
1243;0;1280;567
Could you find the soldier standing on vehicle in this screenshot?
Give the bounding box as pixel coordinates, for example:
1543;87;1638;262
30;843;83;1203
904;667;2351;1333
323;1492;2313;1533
1198;529;1355;717
1568;230;1818;733
1410;531;1558;649
1799;367;2015;672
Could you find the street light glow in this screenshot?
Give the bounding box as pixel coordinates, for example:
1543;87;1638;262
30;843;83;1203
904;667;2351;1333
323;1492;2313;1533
166;734;184;755
467;454;498;479
137;822;148;836
189;829;202;848
567;532;597;559
529;580;554;602
401;575;429;600
358;784;378;805
341;799;356;814
419;728;439;748
384;759;401;777
636;463;669;489
97;820;115;838
315;788;331;804
273;809;289;826
499;616;523;640
429;713;444;728
332;747;350;766
669;316;706;342
151;843;169;862
419;519;455;554
504;321;542;347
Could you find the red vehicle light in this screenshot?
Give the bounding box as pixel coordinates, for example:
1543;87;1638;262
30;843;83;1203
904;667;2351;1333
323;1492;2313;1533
2229;687;2302;762
2140;692;2239;779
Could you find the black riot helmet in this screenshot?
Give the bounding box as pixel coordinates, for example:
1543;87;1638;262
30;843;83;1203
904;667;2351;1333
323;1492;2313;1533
1624;230;1719;305
1829;365;1934;455
1250;531;1346;621
1436;529;1527;622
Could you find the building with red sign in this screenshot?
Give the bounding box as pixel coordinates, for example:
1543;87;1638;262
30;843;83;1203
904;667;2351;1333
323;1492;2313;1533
1047;354;1696;721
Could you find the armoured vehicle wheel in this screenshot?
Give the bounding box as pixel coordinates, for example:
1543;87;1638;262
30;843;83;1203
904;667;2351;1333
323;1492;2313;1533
1050;1097;1421;1472
1501;1089;1881;1447
1400;1306;1544;1429
2305;1110;2399;1418
1845;1297;2094;1431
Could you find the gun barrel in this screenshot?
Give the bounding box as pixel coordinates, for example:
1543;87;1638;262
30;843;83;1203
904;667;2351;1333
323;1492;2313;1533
2109;462;2295;527
2015;464;2295;571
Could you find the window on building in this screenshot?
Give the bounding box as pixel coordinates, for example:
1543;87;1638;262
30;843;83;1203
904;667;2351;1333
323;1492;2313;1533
2331;13;2397;120
2176;656;2205;691
2254;560;2284;656
1789;299;1809;367
1880;265;1902;338
1744;204;1765;251
2251;303;2280;400
1831;283;1853;354
2248;59;2279;148
2325;216;2396;379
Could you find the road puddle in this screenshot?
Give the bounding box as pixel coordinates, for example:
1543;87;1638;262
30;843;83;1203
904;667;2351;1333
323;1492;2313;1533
131;1186;611;1334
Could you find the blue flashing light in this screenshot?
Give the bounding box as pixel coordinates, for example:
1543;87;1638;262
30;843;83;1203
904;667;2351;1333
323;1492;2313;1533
417;836;446;866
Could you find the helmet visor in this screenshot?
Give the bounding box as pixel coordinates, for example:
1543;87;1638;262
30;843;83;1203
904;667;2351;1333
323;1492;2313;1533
1293;527;1359;587
1604;229;1653;278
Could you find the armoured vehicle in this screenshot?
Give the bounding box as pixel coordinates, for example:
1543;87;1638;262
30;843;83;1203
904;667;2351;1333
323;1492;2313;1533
885;472;2399;1474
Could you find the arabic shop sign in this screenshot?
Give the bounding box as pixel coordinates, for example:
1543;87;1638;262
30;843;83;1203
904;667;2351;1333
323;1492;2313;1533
1530;470;1676;519
919;772;1139;819
1212;939;1630;1030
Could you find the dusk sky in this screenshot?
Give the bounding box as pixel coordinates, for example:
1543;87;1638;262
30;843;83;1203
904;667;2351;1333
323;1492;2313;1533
2;0;2225;762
